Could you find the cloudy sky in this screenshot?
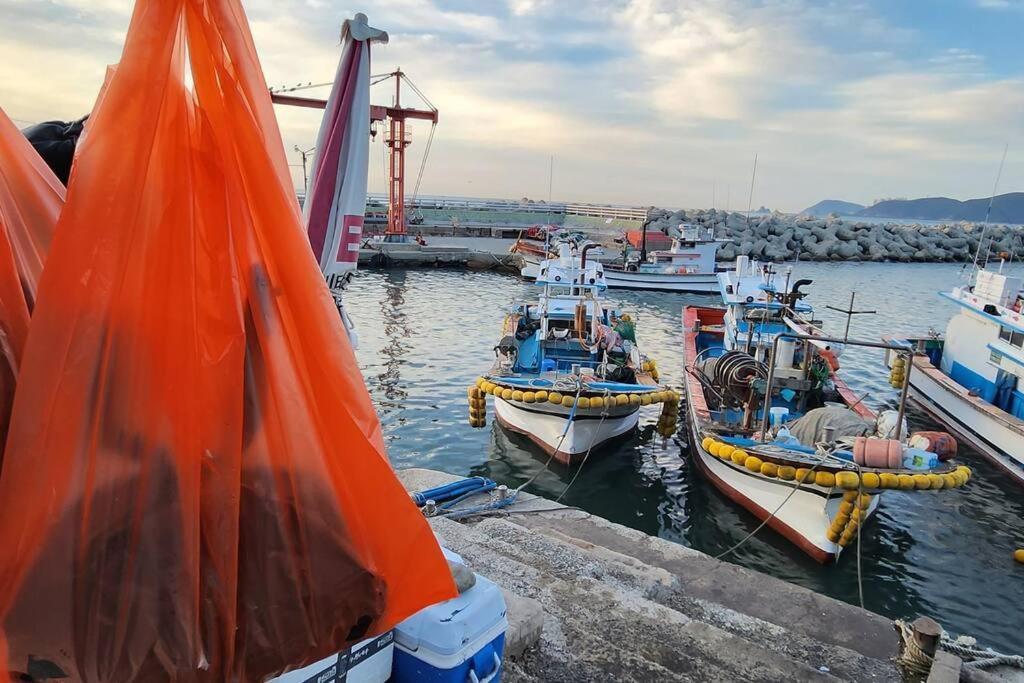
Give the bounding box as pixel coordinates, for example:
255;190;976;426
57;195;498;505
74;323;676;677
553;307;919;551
2;0;1023;211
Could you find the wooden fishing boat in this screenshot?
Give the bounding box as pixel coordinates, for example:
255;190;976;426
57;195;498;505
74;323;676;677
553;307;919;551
470;240;678;464
682;259;972;563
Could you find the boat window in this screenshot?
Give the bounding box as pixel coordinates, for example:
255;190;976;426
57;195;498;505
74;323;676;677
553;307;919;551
1012;331;1024;348
990;349;1003;365
999;326;1012;342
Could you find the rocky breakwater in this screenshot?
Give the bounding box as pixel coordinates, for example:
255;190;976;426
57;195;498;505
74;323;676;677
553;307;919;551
644;208;1024;263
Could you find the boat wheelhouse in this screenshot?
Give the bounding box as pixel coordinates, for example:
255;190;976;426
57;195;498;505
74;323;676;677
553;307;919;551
604;223;721;293
470;241;678;464
883;268;1024;485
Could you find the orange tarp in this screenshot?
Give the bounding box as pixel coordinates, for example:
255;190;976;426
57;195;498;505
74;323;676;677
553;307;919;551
0;107;61;454
0;0;455;680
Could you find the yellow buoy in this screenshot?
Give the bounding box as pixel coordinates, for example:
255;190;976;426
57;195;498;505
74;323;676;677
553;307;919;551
778;466;796;481
897;474;916;490
629;394;641;406
942;473;958;489
745;456;763;472
535;390;548;402
833;513;850;529
850;507;863;522
702;436;714;451
523;391;536;403
760;462;779;478
795;468;814;484
861;472;881;489
879;472;900;489
468;387;481;399
842;490;859;501
615;394;630;407
641;394;652;406
578;396;591;410
857;493;872;510
708;442;721;457
501;388;514;400
839;500;854;516
476;377;487;388
1014;549;1024;564
827;527;841;543
511;390;524;402
561;395;575;408
730;450;747;465
957;465;973;481
928;473;945;490
815;471;836;488
836;471;860;490
912;474;932;490
548;391;563;404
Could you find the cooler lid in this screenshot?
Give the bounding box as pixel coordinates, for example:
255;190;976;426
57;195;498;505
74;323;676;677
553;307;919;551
394;572;507;656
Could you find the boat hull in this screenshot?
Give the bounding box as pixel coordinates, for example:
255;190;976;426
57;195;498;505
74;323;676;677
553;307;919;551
685;403;879;563
888;351;1024;485
605;269;719;293
493;397;639;465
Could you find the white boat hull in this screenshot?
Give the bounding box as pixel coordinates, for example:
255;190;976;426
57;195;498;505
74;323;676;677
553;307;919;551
493;397;639;464
899;357;1024;485
604;269;719;293
686;410;880;563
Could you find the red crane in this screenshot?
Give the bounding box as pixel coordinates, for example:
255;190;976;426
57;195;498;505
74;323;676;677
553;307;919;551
270;69;438;240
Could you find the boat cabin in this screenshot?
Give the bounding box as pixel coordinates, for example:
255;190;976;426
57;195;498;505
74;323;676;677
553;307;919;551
932;269;1024;418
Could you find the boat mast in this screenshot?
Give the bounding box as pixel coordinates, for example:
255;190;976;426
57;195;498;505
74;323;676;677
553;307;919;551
971;143;1009;277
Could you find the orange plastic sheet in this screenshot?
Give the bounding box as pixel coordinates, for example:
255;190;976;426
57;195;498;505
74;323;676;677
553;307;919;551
0;0;455;680
0;107;61;456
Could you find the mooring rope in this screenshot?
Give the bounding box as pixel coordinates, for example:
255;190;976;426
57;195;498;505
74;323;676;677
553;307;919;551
895;619;1024;674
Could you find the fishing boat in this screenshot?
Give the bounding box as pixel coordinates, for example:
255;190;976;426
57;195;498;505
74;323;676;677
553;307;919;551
604;223;721;293
882;266;1024;485
469;241;679;464
682;258;971;563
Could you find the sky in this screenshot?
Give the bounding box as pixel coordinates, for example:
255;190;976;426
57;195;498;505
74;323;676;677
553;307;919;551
2;0;1023;212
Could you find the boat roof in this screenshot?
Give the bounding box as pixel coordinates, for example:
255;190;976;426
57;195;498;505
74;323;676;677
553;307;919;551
718;268;812;312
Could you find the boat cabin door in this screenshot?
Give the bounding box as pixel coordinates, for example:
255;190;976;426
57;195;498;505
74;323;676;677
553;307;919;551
994;368;1017;413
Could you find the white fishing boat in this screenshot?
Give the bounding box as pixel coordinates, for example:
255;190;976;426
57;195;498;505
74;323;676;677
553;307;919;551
683;258;970;563
883;267;1024;485
604;223;721;293
470;241;678;464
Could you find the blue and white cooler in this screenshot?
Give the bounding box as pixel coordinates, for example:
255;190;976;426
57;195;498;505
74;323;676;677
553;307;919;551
392;569;508;683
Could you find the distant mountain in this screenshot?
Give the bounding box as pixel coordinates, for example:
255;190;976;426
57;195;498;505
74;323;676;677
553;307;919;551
800;199;865;217
857;192;1024;223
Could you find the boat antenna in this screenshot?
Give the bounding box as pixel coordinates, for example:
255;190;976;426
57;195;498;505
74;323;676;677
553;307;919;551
825;292;876;343
745;153;758;230
971;143;1009;278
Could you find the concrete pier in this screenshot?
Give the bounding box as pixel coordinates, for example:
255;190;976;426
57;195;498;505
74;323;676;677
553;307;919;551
399;468;902;682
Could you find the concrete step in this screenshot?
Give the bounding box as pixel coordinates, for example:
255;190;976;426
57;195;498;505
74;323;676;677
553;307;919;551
397;468;901;682
431;515;879;681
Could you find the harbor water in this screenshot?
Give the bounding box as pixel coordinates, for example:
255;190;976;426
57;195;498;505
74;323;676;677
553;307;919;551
345;262;1024;655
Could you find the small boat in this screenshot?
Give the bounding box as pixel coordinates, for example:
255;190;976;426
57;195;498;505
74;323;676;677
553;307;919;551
604;223;721;293
883;267;1024;486
509;225;556;280
470;240;679;464
683;258;972;562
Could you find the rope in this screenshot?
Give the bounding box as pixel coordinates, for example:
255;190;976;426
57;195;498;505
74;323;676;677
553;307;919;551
895;619;1024;674
555;389;611;503
409;121;436;205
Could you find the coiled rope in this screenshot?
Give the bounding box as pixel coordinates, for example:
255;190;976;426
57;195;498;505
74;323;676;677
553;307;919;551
895;619;1024;674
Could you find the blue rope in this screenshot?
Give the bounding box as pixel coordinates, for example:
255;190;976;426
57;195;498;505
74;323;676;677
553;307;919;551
411;476;496;507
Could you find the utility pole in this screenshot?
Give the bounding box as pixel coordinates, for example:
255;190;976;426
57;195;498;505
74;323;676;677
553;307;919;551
295;145;315;195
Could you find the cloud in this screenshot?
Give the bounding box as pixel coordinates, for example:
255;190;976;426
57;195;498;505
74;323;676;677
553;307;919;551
1;0;1023;211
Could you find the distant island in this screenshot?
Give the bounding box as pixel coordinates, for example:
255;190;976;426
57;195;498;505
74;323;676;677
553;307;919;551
799;199;865;217
801;192;1024;223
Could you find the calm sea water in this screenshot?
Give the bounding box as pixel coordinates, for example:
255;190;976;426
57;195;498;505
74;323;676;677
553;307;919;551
345;262;1024;654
